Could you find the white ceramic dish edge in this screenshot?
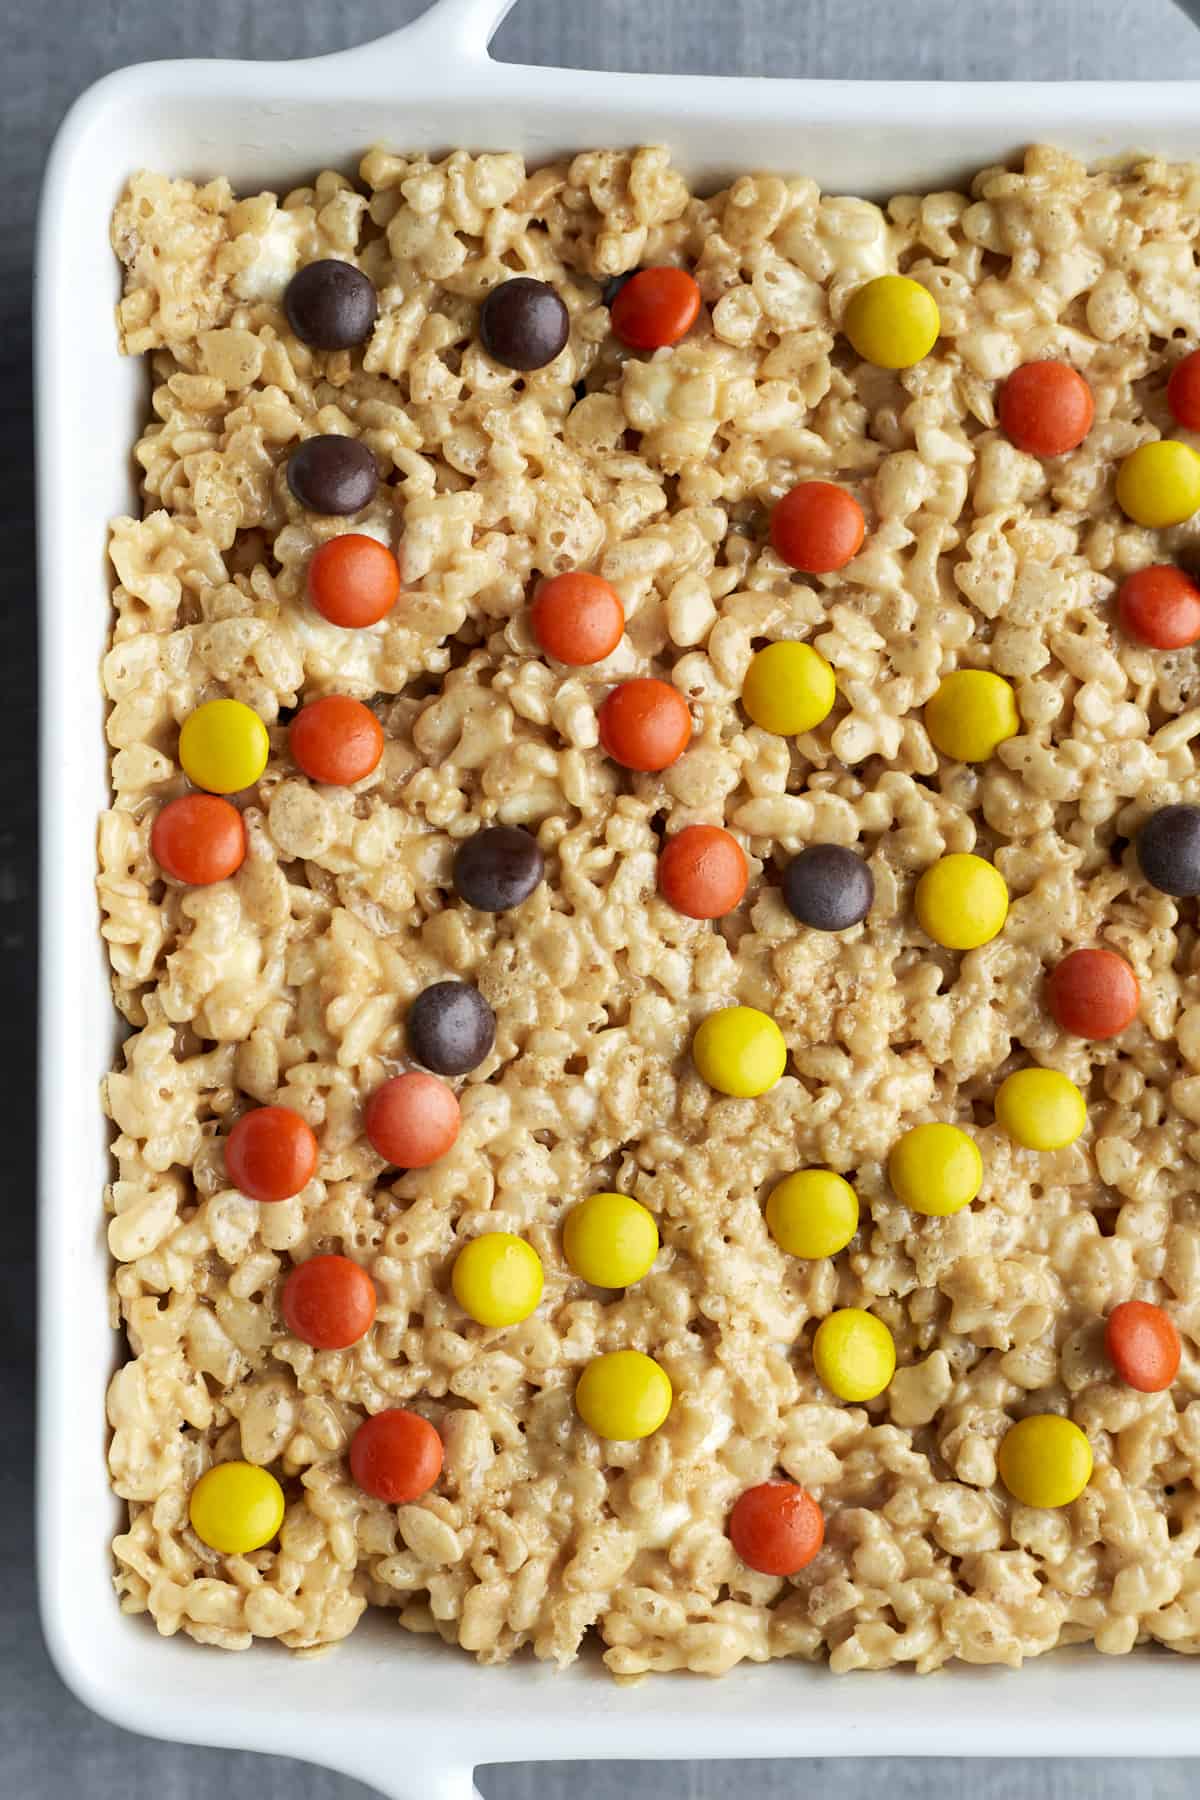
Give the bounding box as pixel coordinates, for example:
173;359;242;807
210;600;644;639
36;3;1200;1792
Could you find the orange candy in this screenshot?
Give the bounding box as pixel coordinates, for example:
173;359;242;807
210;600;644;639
1167;349;1200;431
225;1106;318;1202
610;267;701;350
281;1255;377;1350
307;534;401;628
1046;948;1140;1041
1105;1300;1181;1393
998;360;1094;457
1117;565;1200;650
350;1409;444;1503
728;1480;825;1576
150;793;246;886
658;825;748;919
769;481;865;575
530;571;625;665
365;1071;461;1169
598;678;692;772
289;696;384;786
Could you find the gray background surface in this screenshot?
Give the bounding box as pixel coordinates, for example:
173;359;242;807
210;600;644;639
10;0;1200;1793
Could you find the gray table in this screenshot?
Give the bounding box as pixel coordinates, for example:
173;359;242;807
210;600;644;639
9;1;1200;1793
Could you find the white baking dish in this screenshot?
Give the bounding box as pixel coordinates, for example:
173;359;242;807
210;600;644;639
35;1;1200;1790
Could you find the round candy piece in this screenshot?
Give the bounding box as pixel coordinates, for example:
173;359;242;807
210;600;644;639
741;642;836;737
766;1169;859;1259
598;678;692;772
692;1005;787;1098
1117;565;1200;649
610;267;701;350
307;533;401;628
769;481;865;575
452;1232;544;1327
563;1192;659;1288
729;1480;825;1576
915;853;1008;950
1115;440;1200;528
1105;1299;1181;1393
480;277;570;371
997;1414;1092;1508
179;698;269;796
994;1067;1086;1152
365;1071;460;1169
812;1308;896;1402
188;1461;285;1555
453;825;544;912
925;670;1020;764
407;981;496;1076
281;1254;376;1350
843;274;940;369
888;1122;982;1217
284;259;378;350
1046;948;1140;1040
575;1349;672;1439
225;1106;318;1202
1167;348;1200;431
530;571;624;665
783;844;874;932
1136;803;1200;896
998;361;1094;457
350;1409;443;1504
289;696;384;786
287;435;379;515
151;793;246;886
658;825;748;920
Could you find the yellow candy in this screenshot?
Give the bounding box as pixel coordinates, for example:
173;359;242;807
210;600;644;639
843;274;941;370
693;1005;787;1098
812;1308;896;1402
915;852;1008;951
766;1170;859;1258
188;1460;285;1555
1115;439;1200;529
995;1067;1086;1151
925;670;1020;764
741;641;836;737
998;1414;1093;1508
575;1349;672;1440
179;698;270;795
564;1192;659;1288
888;1122;983;1217
451;1232;544;1327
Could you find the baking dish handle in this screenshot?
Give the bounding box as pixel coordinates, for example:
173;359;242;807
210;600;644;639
319;0;519;70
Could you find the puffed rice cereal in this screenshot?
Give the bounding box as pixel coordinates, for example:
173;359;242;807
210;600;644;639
101;142;1200;1677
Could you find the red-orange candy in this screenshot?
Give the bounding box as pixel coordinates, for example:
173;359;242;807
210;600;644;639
150;793;246;886
658;825;748;919
1117;565;1200;650
1167;349;1200;430
769;481;865;575
350;1409;443;1503
365;1071;460;1169
530;571;624;665
1046;948;1140;1041
998;360;1094;457
598;679;692;772
729;1480;825;1576
610;267;701;350
281;1255;377;1350
1105;1300;1181;1393
307;534;401;628
289;696;384;786
225;1106;318;1202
